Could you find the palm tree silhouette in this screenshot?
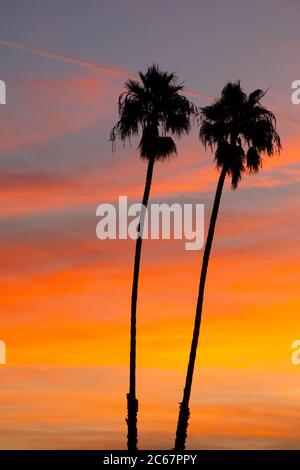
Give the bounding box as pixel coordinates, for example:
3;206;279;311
110;64;195;450
175;81;281;450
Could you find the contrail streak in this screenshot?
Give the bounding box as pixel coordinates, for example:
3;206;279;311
0;38;127;76
2;39;296;125
185;88;215;102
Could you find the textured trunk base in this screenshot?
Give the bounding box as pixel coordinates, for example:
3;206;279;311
174;402;190;451
127;393;138;451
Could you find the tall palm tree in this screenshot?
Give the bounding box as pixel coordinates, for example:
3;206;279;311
110;64;195;450
175;81;281;450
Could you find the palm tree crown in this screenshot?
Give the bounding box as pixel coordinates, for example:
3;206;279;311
110;64;196;160
200;81;281;188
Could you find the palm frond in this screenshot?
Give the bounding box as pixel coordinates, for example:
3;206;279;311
155;136;177;161
246;146;262;173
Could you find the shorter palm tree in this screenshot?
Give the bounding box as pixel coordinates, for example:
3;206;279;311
110;64;196;450
175;81;281;450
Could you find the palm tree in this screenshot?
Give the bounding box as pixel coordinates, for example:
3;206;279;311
110;64;195;450
175;81;281;450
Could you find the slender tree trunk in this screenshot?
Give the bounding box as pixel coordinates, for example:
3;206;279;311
127;156;155;451
175;164;227;451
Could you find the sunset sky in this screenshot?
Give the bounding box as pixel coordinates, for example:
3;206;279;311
1;0;300;449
